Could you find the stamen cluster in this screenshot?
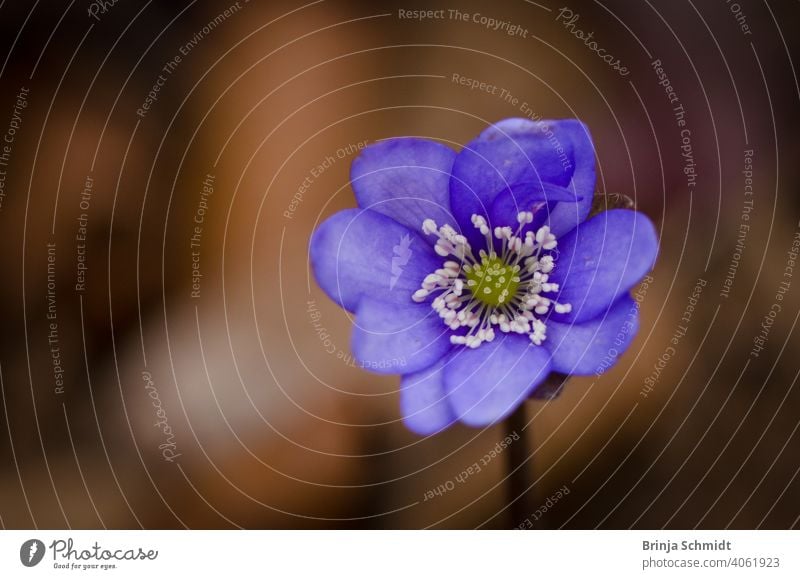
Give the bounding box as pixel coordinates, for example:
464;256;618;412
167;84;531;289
413;212;572;348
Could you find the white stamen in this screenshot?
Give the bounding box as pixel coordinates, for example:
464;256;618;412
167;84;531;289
517;211;534;224
416;215;571;348
412;289;429;302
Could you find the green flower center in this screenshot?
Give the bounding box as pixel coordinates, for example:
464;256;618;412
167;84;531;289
465;255;520;307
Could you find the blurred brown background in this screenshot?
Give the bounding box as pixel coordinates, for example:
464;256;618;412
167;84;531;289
0;0;798;529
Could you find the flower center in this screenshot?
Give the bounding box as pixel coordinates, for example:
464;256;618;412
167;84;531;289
464;255;519;307
412;211;572;349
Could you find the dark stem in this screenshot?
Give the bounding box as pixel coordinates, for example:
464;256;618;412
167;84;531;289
505;401;538;529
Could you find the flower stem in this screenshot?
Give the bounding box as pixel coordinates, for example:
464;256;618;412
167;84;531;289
505;402;538;529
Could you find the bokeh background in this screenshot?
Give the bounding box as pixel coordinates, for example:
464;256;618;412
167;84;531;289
0;0;798;529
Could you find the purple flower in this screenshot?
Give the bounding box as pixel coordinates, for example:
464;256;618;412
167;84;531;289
310;118;658;434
